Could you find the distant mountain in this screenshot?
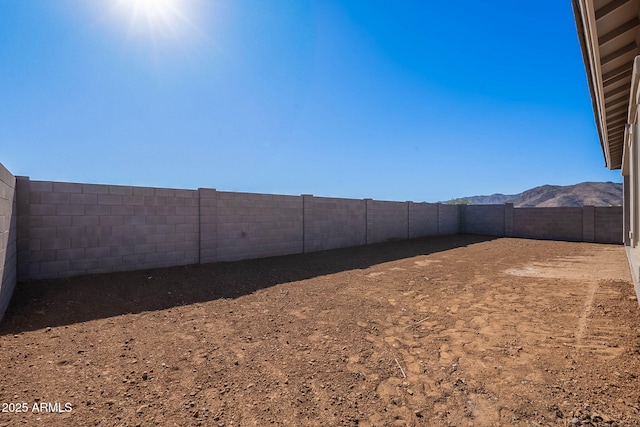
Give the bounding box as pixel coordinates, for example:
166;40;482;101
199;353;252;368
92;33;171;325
447;193;520;205
448;182;622;207
511;182;622;207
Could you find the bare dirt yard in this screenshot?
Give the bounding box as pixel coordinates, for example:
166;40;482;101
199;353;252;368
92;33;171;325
1;235;640;427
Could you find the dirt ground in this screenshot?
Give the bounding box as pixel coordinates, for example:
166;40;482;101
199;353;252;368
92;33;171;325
1;235;640;427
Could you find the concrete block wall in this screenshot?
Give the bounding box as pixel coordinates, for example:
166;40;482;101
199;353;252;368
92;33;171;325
199;188;218;264
438;204;461;235
408;202;439;238
504;203;514;237
211;191;303;262
0;163;17;320
594;206;623;244
512;207;584;242
366;199;409;244
583;206;595;242
18;178;199;280
7;174;623;284
457;204;620;243
303;195;366;252
16;177;29;280
463;204;506;236
454;203;621;243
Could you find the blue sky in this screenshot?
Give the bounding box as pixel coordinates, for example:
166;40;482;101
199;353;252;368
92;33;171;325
0;0;623;202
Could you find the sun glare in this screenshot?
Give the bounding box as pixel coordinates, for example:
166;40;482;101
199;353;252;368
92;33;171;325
110;0;197;42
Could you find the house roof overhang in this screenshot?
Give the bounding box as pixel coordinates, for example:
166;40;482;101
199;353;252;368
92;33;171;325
573;0;640;170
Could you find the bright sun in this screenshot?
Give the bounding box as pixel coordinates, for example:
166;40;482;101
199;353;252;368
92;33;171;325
110;0;195;42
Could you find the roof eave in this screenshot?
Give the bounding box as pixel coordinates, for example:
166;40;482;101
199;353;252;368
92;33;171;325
573;0;621;170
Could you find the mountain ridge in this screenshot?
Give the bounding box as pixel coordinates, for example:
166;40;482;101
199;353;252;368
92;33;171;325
447;182;622;207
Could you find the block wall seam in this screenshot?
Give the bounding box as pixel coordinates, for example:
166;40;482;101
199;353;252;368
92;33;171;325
16;176;31;281
407;200;413;239
406;201;411;239
302;194;313;253
365;199;371;245
197;189;201;264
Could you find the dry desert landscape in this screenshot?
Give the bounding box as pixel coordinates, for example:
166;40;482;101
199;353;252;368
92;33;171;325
1;235;639;426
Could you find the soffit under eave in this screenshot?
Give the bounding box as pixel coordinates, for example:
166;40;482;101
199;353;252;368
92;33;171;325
574;0;611;168
576;0;640;170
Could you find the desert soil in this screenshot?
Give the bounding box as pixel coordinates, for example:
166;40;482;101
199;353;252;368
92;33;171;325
1;235;640;427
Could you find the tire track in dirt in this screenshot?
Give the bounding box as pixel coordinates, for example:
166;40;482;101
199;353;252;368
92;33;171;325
351;244;635;426
575;280;598;346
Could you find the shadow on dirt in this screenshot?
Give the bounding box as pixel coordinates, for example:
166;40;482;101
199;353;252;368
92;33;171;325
0;234;497;334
